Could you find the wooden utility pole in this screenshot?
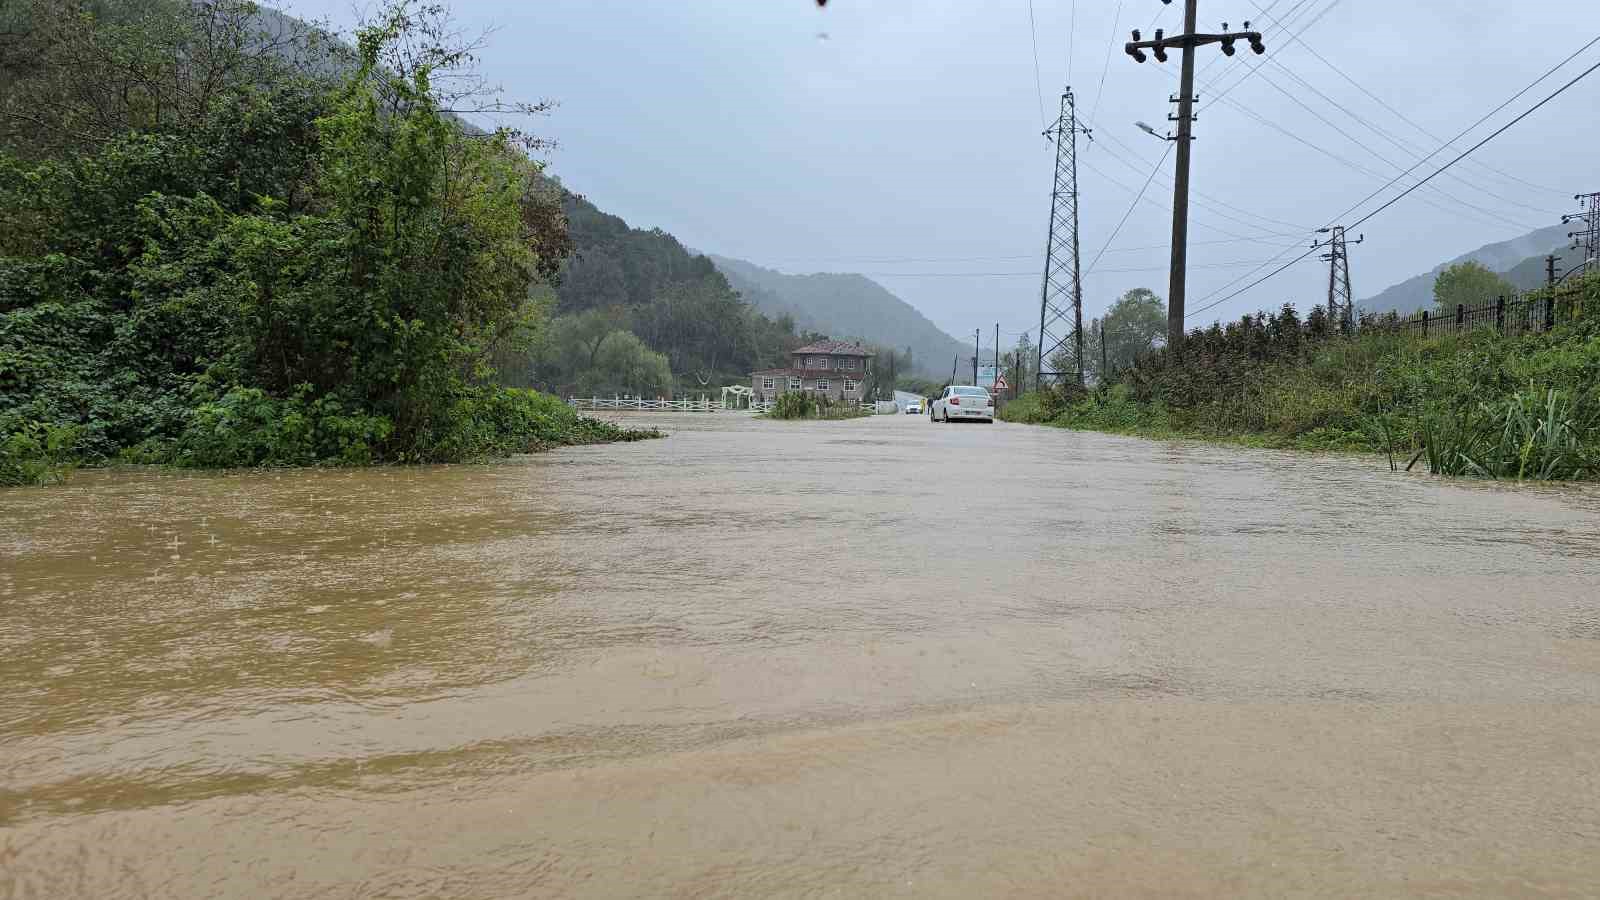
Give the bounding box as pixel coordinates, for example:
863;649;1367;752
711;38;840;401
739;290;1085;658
1100;321;1109;382
1546;254;1559;287
1126;4;1263;346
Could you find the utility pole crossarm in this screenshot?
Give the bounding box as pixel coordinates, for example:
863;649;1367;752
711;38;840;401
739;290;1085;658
1125;29;1263;59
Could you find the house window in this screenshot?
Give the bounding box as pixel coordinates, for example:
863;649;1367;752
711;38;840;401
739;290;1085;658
762;377;776;390
815;379;830;392
788;377;802;390
843;379;858;393
844;359;858;370
810;356;826;369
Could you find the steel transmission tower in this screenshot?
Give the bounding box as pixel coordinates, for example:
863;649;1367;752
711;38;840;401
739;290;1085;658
1035;87;1090;390
1564;192;1600;270
1312;226;1363;332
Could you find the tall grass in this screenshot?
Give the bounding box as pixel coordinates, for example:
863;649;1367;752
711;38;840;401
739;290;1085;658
1417;388;1597;480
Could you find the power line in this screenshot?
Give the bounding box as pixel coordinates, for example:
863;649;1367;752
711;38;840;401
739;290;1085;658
1027;0;1048;129
1067;0;1080;86
1088;0;1126;126
1206;0;1340;104
1235;65;1548;231
1348;55;1600;232
866;259;1283;278
1263;57;1562;219
1084;142;1174;275
1185;48;1600;321
1329;33;1600;228
1246;0;1571;198
1183;245;1320;319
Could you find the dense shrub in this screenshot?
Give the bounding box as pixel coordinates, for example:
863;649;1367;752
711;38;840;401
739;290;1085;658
1005;275;1600;480
0;1;655;483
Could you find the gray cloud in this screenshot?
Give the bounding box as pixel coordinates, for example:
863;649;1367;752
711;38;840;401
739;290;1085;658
289;0;1600;340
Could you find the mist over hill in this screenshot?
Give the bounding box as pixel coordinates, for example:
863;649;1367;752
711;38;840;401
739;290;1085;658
707;256;972;378
1359;225;1569;314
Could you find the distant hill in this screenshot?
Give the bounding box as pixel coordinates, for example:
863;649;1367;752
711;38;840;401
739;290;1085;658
1501;244;1589;292
707;255;970;378
1360;225;1568;315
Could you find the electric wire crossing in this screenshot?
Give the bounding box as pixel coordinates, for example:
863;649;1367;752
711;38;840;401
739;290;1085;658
1311;226;1363;332
1035;87;1091;390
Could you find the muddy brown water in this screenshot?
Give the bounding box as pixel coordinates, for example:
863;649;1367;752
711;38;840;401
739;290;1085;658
3;412;1599;898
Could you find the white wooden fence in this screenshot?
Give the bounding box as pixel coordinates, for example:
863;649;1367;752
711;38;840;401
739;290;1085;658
567;398;725;412
566;397;875;414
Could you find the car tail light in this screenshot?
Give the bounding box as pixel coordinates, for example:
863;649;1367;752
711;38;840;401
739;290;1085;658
949;397;959;405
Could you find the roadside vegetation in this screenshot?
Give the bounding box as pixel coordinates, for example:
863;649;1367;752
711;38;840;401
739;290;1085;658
762;393;872;421
1002;273;1600;481
0;0;656;486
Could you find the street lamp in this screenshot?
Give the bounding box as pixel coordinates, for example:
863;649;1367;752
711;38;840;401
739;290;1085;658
1135;121;1173;141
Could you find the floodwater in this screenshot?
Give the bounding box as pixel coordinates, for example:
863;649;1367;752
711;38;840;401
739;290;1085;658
3;412;1599;899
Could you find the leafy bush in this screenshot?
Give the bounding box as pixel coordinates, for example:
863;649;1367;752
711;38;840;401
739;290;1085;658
769;392;819;420
1005;275;1600;480
0;420;79;486
0;0;659;485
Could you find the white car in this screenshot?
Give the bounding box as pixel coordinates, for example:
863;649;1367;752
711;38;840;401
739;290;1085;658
930;385;994;423
904;400;923;415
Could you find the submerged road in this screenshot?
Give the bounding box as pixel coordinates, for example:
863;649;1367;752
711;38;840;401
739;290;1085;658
3;412;1599;898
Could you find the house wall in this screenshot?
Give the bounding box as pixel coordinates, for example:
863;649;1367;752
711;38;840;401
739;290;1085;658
750;372;866;404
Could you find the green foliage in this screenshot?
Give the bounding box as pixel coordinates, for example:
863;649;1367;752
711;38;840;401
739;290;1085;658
1433;260;1516;312
0;420;79;485
763;392;869;421
1415;388;1598;480
769;392;818;419
553;196;800;389
1005;276;1600;481
1084;287;1166;382
532;310;674;397
0;0;655;485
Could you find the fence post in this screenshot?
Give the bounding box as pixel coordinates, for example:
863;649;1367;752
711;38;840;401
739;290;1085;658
1455;303;1465;332
1421;308;1429;336
1496;295;1505;333
1545;294;1556;330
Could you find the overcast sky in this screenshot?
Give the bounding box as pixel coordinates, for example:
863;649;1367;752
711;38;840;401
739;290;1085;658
291;0;1598;348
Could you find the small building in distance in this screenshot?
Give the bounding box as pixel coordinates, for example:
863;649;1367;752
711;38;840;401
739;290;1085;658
750;339;873;405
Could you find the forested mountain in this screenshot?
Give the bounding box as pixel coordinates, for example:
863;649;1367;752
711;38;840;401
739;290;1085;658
534;191;802;394
707;256;971;378
1359;225;1569;314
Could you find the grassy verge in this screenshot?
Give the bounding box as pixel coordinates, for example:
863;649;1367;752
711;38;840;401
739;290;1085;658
1002;276;1600;480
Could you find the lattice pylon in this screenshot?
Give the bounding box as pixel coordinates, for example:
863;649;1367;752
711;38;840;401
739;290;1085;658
1035;87;1089;389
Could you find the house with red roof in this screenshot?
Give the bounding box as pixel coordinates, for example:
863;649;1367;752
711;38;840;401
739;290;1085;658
750;339;873;404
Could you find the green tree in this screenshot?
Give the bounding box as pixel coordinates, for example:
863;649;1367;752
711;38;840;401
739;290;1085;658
1;0;625;469
1085;288;1166;382
1433;261;1515;312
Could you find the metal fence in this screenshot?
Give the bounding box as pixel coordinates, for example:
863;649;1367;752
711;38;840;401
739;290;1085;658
1368;285;1587;340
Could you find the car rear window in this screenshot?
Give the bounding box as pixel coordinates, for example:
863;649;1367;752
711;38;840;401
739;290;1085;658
955;387;989;397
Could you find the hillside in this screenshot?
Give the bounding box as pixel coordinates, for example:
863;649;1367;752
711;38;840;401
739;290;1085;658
1360;225;1568;314
707;255;970;378
1502;244;1589;291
